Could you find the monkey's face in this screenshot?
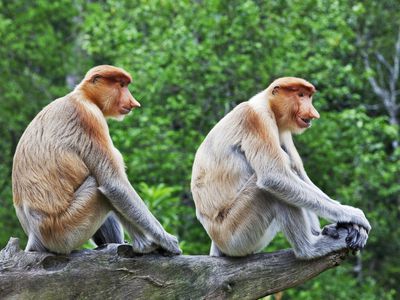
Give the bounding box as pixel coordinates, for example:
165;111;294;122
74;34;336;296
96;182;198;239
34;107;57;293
290;89;320;134
269;79;319;134
95;79;141;121
109;81;141;120
80;65;141;121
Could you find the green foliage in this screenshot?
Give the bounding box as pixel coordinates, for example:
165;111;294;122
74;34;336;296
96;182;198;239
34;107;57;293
0;0;398;298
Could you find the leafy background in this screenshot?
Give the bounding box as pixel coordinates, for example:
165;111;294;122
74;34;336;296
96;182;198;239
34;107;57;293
0;1;399;299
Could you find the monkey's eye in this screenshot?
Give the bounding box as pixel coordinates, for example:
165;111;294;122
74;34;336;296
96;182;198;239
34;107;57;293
120;82;125;88
298;93;304;98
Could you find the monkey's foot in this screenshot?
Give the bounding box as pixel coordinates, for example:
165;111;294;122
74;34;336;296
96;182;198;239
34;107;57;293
338;223;368;251
321;223;340;239
322;223;368;251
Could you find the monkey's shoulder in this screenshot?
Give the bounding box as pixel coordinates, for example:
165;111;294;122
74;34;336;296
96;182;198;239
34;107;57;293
31;96;77;125
206;101;274;145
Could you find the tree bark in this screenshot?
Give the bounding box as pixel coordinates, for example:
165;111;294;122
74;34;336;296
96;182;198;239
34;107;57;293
0;237;348;300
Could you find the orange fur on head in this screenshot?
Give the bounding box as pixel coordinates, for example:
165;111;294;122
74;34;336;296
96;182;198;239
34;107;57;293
267;77;319;133
84;65;132;85
267;77;316;95
77;65;140;119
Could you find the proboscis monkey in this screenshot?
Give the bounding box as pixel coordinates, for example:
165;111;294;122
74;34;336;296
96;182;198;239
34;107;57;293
191;77;370;258
13;65;181;255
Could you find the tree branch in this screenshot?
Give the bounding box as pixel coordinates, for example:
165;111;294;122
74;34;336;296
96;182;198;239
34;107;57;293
375;52;392;75
0;238;349;299
361;29;400;136
392;30;400;84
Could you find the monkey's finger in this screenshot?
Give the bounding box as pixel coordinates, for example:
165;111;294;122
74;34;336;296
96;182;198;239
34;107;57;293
337;222;355;236
354;227;369;250
345;226;358;244
159;235;182;255
360;225;371;234
349;230;361;250
161;246;182;255
347;224;360;241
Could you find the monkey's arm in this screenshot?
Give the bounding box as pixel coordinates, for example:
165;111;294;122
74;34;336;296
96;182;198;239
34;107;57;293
280;133;368;244
280;132;340;204
81;139;181;254
241;134;371;232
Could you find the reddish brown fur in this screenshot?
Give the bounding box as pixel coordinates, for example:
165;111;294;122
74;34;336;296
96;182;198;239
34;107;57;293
268;78;319;132
80;65;139;118
242;104;269;141
85;65;132;84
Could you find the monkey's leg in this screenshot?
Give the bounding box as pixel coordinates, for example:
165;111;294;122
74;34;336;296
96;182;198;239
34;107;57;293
275;203;349;259
38;176;110;254
92;212;124;246
14;206;48;252
205;175;278;257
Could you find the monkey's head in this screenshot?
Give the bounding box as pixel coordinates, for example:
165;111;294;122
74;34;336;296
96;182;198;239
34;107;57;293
78;65;141;120
267;77;319;134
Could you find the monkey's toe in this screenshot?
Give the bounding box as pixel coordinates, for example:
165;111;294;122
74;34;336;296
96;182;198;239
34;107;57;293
340;223;368;251
321;223;340;239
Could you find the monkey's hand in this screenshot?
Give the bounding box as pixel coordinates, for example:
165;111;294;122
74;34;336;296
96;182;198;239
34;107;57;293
131;232;182;255
131;235;159;254
340;205;371;233
157;232;182;255
338;223;369;251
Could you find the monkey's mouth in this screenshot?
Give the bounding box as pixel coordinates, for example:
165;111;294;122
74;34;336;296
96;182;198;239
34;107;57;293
120;107;132;114
297;117;312;128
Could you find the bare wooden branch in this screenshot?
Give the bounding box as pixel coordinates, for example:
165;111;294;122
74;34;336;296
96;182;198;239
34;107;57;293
0;237;348;299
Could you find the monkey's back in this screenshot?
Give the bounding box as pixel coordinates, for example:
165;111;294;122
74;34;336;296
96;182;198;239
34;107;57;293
12;96;90;215
191;102;256;221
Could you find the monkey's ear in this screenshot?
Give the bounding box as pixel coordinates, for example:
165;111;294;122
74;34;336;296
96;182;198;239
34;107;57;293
272;86;279;95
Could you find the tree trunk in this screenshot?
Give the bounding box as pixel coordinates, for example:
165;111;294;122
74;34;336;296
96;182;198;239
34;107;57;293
0;237;348;300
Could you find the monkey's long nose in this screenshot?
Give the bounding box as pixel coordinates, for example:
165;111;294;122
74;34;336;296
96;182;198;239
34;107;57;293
310;106;320;119
131;97;141;108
